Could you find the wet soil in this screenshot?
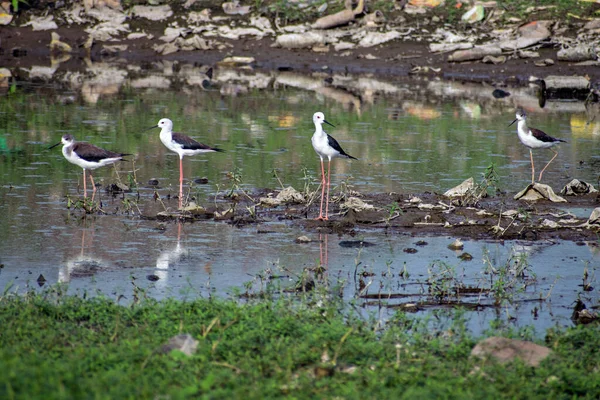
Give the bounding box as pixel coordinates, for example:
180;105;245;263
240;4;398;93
2;17;600;89
122;185;600;243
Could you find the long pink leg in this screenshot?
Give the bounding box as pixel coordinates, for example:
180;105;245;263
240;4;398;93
82;169;87;198
324;159;331;220
529;149;535;184
89;172;96;202
179;157;184;208
316;159;326;220
538;149;558;182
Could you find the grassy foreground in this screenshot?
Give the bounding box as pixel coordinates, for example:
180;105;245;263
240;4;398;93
1;288;599;399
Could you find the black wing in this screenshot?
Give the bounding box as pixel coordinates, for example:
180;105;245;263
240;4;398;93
73;142;130;162
327;134;357;160
530;128;566;144
173;132;224;152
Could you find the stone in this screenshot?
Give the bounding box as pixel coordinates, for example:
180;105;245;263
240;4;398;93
471;337;552;367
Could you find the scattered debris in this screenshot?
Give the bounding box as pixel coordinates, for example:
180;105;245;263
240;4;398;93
356;31;402;48
534;58;554;67
444;178;474;197
312;0;364;29
161;334;199;356
259;187;305;207
341;197;375;212
49;33;72;53
275;32;325;49
0;2;12;25
571;300;599;325
471;337;552;367
560;179;598;196
514;183;567;203
222;1;251;16
295;235;313;243
543;75;590;91
447;239;464;251
461;5;485;24
448;45;502;62
131;5;173;21
23;15;58;31
557;44;599;62
583;207;600;227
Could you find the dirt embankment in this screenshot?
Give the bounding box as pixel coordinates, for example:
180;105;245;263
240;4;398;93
1;1;599;91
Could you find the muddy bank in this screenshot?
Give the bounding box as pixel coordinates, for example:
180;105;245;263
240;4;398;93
1;1;600;93
93;180;600;243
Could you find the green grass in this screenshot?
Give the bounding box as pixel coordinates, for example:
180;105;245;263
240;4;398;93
1;287;599;399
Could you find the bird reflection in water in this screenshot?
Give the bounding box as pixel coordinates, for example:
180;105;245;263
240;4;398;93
59;225;105;283
154;222;188;288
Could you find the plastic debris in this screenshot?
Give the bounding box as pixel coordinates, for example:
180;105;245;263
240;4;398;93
340;197;375;212
557;44;599;62
23;15;58;31
448;45;502;62
540;219;559;229
498;21;551;51
560;179;598;196
50;32;72;53
482;55;506;64
514;183;567;202
312;0;364;29
259;187;306;207
222;1;251;15
161;334;198;356
356;31;402;48
534;58;554;67
543;75;590;91
0;2;12;25
131;5;173;21
461;5;485;24
447;239;464;250
275;32;325;49
444;178;474;197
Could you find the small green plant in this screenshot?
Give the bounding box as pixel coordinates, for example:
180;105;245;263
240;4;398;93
482;248;534;306
427;261;461;303
11;0;29;13
460;163;500;206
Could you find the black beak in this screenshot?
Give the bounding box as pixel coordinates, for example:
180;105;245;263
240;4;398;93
508;118;517;127
145;125;159;131
48;141;62;150
324;119;335;128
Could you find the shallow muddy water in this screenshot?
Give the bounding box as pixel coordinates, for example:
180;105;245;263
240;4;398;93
1;63;599;334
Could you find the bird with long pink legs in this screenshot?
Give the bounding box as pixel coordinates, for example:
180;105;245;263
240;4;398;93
310;112;357;220
49;134;129;200
509;108;566;184
149;118;224;208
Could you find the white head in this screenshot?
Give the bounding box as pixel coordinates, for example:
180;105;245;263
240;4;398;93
50;134;75;149
157;118;173;131
313;112;325;125
313;112;335;128
61;134;75;145
509;108;527;127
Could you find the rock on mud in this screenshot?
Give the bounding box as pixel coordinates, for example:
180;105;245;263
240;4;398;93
471;337;552;367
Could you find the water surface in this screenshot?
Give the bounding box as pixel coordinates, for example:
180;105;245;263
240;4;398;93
1;62;599;335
